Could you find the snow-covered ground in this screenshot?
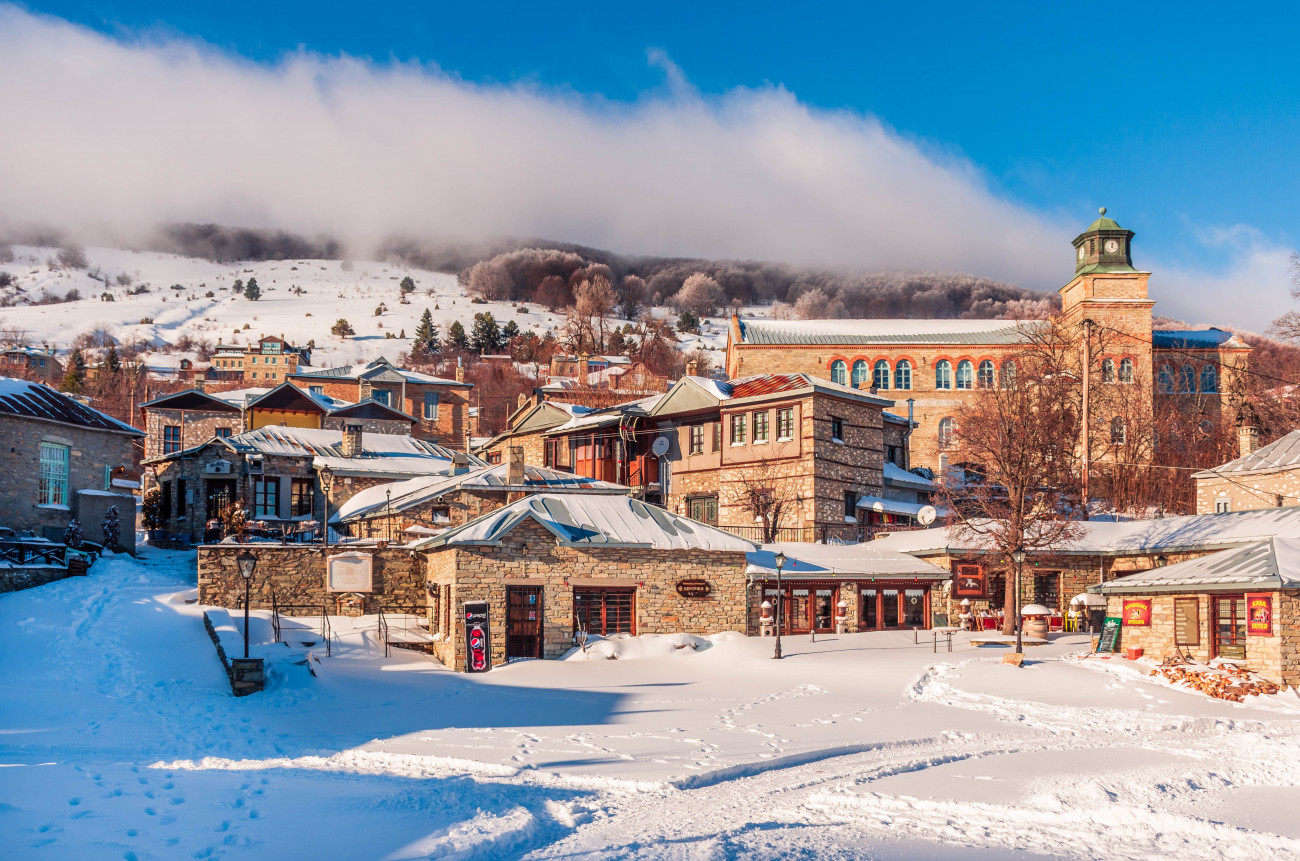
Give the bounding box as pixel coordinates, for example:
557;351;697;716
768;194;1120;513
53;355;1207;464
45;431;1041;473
0;246;731;369
4;549;1300;860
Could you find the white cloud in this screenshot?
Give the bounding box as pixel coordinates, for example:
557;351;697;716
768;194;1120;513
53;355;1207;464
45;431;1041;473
1154;225;1295;331
0;4;1291;330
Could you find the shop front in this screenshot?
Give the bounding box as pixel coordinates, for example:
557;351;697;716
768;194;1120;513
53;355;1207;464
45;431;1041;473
857;584;929;631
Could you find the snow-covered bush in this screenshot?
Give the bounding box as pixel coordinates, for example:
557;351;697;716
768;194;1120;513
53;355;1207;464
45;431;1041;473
101;506;121;552
63;519;83;549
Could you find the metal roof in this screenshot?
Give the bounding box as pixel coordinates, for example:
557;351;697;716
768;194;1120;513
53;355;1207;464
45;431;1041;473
413;494;756;551
1193;430;1300;479
1093;538;1300;594
139;389;242;412
746;542;950;580
1152;329;1247;350
292;357;470;387
736;318;1043;347
883;462;937;492
0;378;142;436
334;464;628;522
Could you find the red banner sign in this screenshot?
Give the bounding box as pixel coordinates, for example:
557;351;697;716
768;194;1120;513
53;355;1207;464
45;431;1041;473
1246;593;1273;636
952;564;985;599
1122;598;1152;627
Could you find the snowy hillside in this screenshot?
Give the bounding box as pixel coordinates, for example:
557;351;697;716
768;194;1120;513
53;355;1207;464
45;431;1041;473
0;246;730;370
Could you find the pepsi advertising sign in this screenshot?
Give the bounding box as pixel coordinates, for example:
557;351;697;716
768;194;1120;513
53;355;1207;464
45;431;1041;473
463;601;491;673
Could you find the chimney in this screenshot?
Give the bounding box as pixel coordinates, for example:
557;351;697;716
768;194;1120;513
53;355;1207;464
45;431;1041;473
578;352;590;383
455;356;465;384
507;445;525;485
685;359;698;378
359;379;373;402
1238;425;1260;459
517;392;528;410
451;451;470;476
341;422;363;458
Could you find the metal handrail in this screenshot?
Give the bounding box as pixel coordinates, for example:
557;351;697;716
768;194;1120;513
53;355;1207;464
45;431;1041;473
270;590;282;644
320;604;332;657
376;609;391;658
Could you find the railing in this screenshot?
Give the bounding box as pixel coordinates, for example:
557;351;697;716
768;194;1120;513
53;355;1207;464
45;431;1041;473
0;540;68;566
376;609;391;658
270;591;282;644
320;605;332;657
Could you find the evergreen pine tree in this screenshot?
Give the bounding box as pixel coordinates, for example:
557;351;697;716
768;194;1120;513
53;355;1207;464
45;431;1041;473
447;320;468;349
470;312;502;353
232;278;244;293
105;344;122;373
62;348;87;392
399;276;416;295
244;277;261;300
502;320;520;341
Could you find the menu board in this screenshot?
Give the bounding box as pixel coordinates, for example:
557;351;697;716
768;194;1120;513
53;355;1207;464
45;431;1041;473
1097;616;1123;653
1174;598;1200;646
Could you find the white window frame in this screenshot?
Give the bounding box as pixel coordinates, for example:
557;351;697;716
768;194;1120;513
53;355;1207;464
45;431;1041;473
423;391;440;420
39;442;70;507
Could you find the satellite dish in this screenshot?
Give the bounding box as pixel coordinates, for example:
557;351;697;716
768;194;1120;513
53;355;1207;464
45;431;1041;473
651;436;671;457
917;505;938;527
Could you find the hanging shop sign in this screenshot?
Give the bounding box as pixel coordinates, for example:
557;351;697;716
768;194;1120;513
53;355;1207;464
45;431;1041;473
1122;598;1152;627
326;552;373;592
951;564;985;599
1246;593;1274;636
675;579;712;598
463;600;492;673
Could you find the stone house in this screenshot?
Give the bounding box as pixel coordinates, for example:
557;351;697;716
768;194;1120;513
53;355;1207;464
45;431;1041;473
0;378;141;547
332;458;627;539
143;423;471;543
206;335;309;385
289;357;472;449
873;505;1300;626
1193;428;1300;515
1;346;63;385
415;493;755;670
1093;537;1300;686
474;399;596;466
725;211;1252;472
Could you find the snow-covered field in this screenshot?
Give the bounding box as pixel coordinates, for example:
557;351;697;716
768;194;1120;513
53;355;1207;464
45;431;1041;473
5;549;1300;860
0;246;729;369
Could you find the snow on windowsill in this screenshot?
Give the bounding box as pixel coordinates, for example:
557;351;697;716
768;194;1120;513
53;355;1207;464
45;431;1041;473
37;504;70;511
832;438;844;445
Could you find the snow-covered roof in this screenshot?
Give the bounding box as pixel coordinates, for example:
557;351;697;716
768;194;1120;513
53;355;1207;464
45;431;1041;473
1192;430;1300;479
745;542;950;580
293;357;469;387
856;496;936;518
544;394;665;434
0;377;142;435
413;494;756;552
1094;538;1300;594
883;462;937;492
872;506;1300;558
208;425;474;477
736;318;1042;346
208;387;272;407
334;464;628;522
2;345;58;358
1151;329;1250;350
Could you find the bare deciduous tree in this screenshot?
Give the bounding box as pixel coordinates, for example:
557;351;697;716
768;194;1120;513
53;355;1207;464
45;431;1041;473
670;273;725;317
727;462;803;543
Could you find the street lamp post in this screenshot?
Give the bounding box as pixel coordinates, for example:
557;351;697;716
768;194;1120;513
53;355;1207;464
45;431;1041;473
319;465;334;552
773;550;786;660
237;550;257;659
1011;546;1026;655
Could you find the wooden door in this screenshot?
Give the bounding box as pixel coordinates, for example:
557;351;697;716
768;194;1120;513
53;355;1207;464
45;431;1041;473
505;587;544;660
880;590;901;629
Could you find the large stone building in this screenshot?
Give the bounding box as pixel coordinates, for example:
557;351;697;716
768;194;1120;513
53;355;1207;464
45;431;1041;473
289;357;472;449
0;378;141;547
207;335;309;384
725;211;1252;472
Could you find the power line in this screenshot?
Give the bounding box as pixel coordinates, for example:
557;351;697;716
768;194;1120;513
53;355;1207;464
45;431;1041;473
1093;323;1300;390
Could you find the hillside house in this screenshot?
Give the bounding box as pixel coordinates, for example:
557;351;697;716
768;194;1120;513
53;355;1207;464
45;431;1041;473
1;347;63;385
1193;427;1300;515
206;336;310;384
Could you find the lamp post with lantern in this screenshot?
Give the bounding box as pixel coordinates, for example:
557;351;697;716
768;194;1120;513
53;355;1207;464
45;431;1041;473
773;550;786;660
319;465;335;552
237;549;257;659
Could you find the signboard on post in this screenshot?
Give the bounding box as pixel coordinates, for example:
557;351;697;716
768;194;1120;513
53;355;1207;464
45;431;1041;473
326;552;373;592
463;600;491;673
1246;593;1273;636
1122;598;1152;627
1097;616;1123;653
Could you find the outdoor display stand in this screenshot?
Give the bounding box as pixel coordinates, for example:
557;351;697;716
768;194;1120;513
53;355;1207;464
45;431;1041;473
464;600;491;673
1096;616;1122;654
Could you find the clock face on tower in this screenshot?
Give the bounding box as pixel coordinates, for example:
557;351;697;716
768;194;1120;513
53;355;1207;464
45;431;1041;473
1077;246;1086;261
1104;239;1120;254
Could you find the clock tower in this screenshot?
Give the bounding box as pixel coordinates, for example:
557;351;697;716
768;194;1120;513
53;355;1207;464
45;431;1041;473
1071;207;1136;274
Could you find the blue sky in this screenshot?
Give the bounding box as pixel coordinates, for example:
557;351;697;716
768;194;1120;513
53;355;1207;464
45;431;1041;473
5;2;1298;327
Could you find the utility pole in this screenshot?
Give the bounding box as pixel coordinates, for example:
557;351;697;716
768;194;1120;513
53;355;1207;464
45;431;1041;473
1080;318;1093;515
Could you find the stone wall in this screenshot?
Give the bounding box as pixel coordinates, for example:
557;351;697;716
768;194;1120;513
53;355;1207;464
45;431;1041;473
0;565;70;594
75;490;138;553
305;379;471;449
143;407;241;460
321;415;414;436
197;544;427;612
1195;472;1300;516
0;415;138;541
424;518;748;671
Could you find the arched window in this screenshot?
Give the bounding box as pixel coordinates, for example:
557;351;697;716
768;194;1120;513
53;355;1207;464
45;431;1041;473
1158;364;1175;393
851;360;868;388
1178;364;1196;394
1118;357;1134;383
872;360;890;390
1111;416;1126;444
1102;358;1116;383
955;360;974;390
1001;360;1017;389
894;360;912;390
1200;364;1218;393
830;360;847;386
938;417;956;449
977;360;995;389
935;360;952;390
